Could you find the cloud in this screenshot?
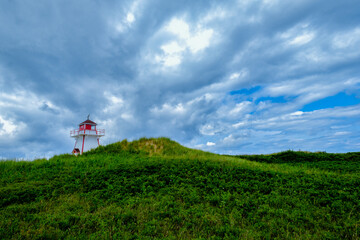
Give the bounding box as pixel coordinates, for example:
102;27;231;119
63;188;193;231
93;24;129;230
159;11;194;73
332;27;360;50
0;115;21;136
151;17;214;67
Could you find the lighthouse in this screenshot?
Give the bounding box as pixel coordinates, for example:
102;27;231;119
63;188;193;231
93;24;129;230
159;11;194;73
70;115;105;155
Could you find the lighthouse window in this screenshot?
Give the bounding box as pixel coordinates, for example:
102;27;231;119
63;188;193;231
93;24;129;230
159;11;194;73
91;125;95;130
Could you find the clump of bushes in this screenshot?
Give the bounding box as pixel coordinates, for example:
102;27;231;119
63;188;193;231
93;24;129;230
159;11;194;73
236;150;360;163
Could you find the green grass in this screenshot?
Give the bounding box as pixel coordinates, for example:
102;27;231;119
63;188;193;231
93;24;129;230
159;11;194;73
1;138;359;239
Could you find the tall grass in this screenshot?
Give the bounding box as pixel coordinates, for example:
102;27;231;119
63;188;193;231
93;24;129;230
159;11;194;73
1;138;359;239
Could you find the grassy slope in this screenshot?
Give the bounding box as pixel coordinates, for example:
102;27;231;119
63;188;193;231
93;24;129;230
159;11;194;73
1;138;359;239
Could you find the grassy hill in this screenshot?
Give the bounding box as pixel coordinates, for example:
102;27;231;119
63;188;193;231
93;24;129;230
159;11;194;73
1;137;359;239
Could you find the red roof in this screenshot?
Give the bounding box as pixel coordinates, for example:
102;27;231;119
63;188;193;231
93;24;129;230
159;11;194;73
79;119;97;126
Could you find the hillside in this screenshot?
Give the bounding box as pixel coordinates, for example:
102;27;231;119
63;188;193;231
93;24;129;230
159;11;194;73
1;138;359;239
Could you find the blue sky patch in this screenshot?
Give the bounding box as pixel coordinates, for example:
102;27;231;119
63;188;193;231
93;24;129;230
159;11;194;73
229;86;261;96
255;96;288;104
302;92;360;112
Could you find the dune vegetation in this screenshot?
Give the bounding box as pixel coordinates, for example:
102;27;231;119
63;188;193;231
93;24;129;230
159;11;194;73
1;137;359;239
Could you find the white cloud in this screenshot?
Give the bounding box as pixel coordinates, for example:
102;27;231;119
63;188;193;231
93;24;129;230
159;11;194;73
332;27;360;49
154;17;215;67
290;111;303;116
257;75;360;109
344;78;360;86
151;103;186;116
229;101;253;116
232;121;247;128
161;42;184;54
278;23;316;46
223;134;236;143
0;90;62;114
334;131;350;136
166;18;191;39
187;29;214;53
262;0;280;7
200;124;222;136
126;13;135;23
201;7;228;23
195;69;248;95
230;72;241;79
103;93;124;113
0;115;23;136
155;54;182;67
121;113;134;121
111;0;142;33
156;41;185;67
242;105;360;132
206;102;360;154
206;141;216;146
289;32;315;45
163;55;182;67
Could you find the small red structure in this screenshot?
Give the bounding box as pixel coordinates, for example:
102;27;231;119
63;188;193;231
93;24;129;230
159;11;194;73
72;148;80;156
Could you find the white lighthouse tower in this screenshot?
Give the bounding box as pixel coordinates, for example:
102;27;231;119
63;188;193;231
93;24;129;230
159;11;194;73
70;115;105;155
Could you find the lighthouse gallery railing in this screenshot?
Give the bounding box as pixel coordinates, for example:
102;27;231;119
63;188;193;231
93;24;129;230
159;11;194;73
70;129;105;137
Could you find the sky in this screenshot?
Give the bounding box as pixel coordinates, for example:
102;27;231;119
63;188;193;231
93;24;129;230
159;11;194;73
1;0;360;159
